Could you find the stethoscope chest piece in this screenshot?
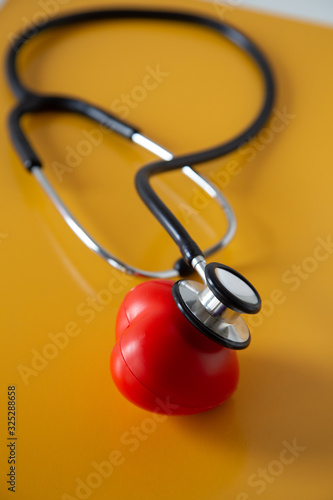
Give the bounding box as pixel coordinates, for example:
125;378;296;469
172;263;261;350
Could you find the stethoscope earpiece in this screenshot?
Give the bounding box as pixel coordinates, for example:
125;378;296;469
173;262;261;350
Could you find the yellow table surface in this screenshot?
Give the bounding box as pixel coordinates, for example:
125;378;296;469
1;0;333;498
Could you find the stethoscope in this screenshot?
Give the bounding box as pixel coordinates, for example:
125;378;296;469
6;7;275;414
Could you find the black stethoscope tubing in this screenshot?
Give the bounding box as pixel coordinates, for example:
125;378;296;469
6;7;275;269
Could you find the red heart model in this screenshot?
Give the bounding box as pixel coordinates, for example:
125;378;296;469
110;280;239;415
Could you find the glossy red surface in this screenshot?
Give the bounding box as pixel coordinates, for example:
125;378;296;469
110;280;239;414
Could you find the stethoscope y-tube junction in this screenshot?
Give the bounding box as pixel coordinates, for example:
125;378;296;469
5;7;275;348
